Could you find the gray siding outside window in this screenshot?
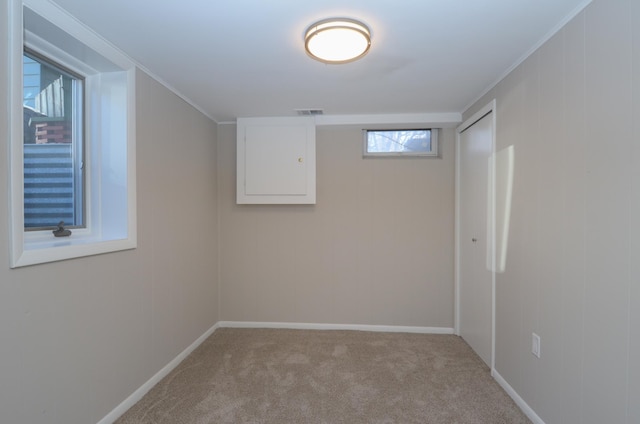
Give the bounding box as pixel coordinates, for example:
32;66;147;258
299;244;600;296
23;143;75;228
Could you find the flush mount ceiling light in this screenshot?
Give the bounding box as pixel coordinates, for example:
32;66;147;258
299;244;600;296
304;18;371;64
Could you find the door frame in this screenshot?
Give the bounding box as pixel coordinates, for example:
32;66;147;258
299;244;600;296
455;99;497;373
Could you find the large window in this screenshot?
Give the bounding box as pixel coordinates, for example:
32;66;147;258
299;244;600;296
23;51;84;230
8;0;137;268
364;129;438;157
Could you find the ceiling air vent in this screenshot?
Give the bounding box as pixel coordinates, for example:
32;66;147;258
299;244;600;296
295;109;324;116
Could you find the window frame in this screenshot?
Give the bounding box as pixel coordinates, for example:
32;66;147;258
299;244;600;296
363;128;439;157
8;0;137;268
22;47;86;231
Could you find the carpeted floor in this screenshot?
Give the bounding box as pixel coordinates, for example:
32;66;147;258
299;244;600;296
115;328;531;423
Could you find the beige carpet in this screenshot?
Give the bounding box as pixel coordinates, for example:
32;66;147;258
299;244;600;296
115;328;531;423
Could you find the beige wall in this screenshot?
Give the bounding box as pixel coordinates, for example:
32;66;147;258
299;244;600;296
464;0;640;422
0;34;220;422
218;124;455;328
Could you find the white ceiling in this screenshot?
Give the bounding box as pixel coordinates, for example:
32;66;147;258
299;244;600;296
50;0;590;123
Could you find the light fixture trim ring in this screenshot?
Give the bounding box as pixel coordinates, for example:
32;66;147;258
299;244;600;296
304;18;371;64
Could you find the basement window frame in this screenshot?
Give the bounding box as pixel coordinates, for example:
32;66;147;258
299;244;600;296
363;128;439;157
22;48;86;231
8;0;137;268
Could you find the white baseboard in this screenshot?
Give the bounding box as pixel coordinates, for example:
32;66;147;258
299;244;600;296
97;321;221;424
98;320;454;423
218;321;455;334
492;369;546;424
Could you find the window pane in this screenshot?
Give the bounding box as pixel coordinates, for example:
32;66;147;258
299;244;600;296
23;52;84;229
366;129;433;155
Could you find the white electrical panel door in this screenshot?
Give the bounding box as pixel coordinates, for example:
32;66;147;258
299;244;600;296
245;125;307;195
237;117;316;204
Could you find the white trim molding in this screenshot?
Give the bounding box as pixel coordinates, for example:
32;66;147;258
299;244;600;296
313;112;461;129
218;321;455;334
492;369;546;424
97;321;454;423
461;0;593;113
97;322;221;424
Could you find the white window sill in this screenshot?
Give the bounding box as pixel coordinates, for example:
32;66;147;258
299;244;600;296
14;231;136;267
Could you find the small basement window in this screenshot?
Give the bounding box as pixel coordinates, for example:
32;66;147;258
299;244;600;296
23;50;85;230
364;129;438;157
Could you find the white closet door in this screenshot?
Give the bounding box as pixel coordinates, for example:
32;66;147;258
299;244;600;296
459;111;493;367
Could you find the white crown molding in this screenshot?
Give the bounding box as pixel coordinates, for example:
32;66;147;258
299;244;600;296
462;0;593;115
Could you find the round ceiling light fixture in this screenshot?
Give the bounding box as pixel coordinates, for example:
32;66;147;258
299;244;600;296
304;18;371;64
